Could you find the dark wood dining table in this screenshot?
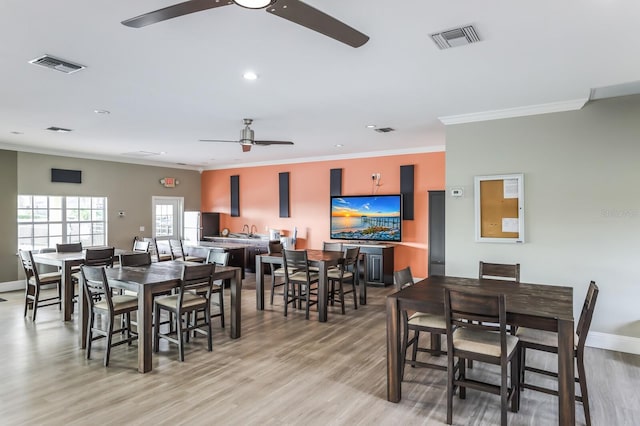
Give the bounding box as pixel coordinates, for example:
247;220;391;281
386;275;575;425
78;261;242;373
255;250;344;322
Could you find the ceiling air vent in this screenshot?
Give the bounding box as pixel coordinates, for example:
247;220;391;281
430;25;480;50
29;55;86;74
374;127;395;133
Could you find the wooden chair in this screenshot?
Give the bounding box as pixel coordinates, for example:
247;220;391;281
395;267;447;380
479;261;520;282
80;265;138;367
84;247;115;267
444;288;520;426
144;237;171;262
267;240;290;305
282;249;319;320
56;242;83;253
517;281;599;426
132;239;150;252
169;239;206;263
119;252;152;267
204;250;229;328
322;241;343;252
153;263;215;362
327;246;359;314
18;249;62;321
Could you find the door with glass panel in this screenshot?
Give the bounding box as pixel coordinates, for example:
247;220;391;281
152;196;183;241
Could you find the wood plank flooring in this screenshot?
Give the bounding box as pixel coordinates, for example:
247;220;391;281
1;275;639;425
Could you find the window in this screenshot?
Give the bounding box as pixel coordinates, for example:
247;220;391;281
18;195;108;251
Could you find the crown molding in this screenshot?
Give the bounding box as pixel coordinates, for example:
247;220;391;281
438;98;589;125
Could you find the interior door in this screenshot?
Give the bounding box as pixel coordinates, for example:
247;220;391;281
152;196;183;241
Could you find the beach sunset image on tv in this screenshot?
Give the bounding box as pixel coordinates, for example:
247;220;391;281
330;195;402;242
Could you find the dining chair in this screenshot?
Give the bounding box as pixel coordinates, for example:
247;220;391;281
132;239;150;252
327;246;359;314
444;288;520;426
84;247;115;267
517;281;599;426
282;249;319;320
479;261;521;282
266;240;290;305
394;267;447;381
153;263;215;362
80;265;138;367
18;249;62;321
204;250;229;327
119;251;152;267
56;242;83;253
169;239;206;262
144;237;171;262
322;241;343;252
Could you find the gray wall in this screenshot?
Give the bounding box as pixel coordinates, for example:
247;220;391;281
2;152;201;282
0;150;18;282
445;94;640;338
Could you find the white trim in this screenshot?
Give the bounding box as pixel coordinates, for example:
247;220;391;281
586;331;640;355
438;98;588;125
0;280;23;292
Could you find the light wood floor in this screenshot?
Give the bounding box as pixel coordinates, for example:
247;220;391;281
1;275;638;425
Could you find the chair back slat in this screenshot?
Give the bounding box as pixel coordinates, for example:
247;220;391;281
323;241;343;252
169;239;186;260
576;281;599;348
340;246;360;274
18;249;36;281
479;261;520;282
56;242;83;253
84;247;115;267
80;265;113;310
132;240;150;252
267;240;282;255
119;252;152;267
282;249;314;283
206;251;229;266
393;266;414;290
178;263;215;306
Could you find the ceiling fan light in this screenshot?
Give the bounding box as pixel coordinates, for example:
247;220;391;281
234;0;274;9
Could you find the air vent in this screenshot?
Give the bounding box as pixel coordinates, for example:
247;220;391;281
374;127;395;133
46;126;72;133
430;25;480;50
29;55;86;74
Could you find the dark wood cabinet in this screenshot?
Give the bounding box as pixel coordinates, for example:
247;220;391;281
344;244;394;287
428;190;445;276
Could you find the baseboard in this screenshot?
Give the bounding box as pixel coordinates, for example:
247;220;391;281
0;280;23;292
586;331;640;355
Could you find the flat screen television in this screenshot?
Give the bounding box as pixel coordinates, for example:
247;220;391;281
330;194;402;242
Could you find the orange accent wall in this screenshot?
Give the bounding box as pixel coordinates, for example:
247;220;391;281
201;152;445;278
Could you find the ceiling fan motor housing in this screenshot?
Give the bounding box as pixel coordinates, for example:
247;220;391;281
240;126;254;145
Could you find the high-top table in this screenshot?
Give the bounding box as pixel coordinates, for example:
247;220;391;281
78;261;242;373
386;275;575;425
255;250;343;322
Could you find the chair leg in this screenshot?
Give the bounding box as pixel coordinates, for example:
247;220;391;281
32;285;40;321
501;361;508;426
206;306;213;352
86;312;94;360
577;352;592;426
176;312;184;362
401;321;409;381
218;288;225;328
459;358;466;399
23;285;30;318
411;330;420;365
446;354;455;425
305;284;311;320
352;280;358;310
104;314;114;367
338;279;345;315
511;349;520;413
270;274;276;305
125;312;133;345
153;304;161;353
283;282;289;317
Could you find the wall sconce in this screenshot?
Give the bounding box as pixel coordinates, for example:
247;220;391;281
160;177;179;188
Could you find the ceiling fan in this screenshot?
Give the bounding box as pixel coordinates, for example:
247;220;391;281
121;0;369;48
199;118;294;152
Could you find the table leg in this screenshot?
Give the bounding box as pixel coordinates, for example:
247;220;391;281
557;318;576;425
358;256;367;306
256;255;265;311
230;268;242;339
386;295;401;402
61;260;74;321
138;286;154;373
78;270;88;348
318;262;328;322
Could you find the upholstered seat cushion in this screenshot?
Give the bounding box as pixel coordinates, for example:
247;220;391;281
516;327;578;349
155;292;207;309
273;266;299;276
326;269;354;280
155;253;172;262
32;271;62;284
453;328;519;358
408;312;447;329
288;271;320;282
94;295;138;312
183;255;205;262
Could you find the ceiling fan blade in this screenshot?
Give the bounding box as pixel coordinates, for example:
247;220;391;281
122;0;233;28
253;140;294;146
266;0;369;48
198;139;239;143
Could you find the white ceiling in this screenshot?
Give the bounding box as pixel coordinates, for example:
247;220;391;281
1;0;639;170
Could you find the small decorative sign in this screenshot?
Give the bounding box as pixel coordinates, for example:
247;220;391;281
160;177;178;188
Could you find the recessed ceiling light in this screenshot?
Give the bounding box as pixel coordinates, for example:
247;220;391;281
335;144;344;147
243;71;258;80
10;131;23;135
94;109;110;114
366;124;376;128
159;151;167;155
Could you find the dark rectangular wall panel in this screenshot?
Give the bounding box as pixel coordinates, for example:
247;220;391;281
400;165;414;220
330;168;342;196
51;168;82;184
230;175;240;217
279;172;290;218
